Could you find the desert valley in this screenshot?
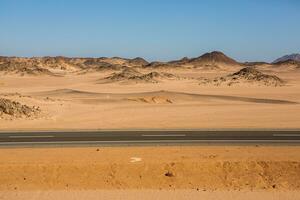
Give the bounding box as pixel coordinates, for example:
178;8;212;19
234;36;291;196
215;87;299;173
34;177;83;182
0;51;300;130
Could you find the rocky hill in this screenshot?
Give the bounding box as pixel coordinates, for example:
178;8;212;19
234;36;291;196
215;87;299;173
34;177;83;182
273;59;300;69
128;57;149;67
0;56;148;75
128;72;177;83
199;67;284;87
169;51;242;69
0;60;55;76
106;68;143;81
0;51;278;75
101;68;178;84
0;98;40;118
273;54;300;63
145;62;181;69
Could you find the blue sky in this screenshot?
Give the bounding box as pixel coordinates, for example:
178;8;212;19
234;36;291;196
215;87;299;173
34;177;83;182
0;0;299;62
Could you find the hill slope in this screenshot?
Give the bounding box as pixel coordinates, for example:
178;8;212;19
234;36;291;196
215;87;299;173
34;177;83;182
273;54;300;63
199;67;284;87
170;51;241;69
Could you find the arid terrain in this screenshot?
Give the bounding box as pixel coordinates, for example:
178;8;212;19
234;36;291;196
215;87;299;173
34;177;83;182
1;51;300;199
1;0;299;198
1;146;300;199
0;51;300;130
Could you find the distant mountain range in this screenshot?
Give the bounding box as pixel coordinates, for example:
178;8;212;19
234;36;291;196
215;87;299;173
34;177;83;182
1;51;300;76
273;54;300;63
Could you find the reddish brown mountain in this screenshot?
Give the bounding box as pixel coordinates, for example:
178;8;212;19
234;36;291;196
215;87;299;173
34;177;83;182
128;57;149;66
169;51;241;69
190;51;239;65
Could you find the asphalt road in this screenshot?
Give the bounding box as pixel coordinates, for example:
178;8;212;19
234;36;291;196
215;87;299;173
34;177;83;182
0;130;300;146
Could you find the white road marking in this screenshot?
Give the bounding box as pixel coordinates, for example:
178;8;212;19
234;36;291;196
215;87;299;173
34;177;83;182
130;157;142;163
8;135;54;138
273;134;300;137
142;134;186;137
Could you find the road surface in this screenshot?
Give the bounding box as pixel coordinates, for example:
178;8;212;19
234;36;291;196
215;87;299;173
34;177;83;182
0;130;300;146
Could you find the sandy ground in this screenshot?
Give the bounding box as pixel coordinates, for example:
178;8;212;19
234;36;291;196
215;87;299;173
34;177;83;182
2;190;300;200
0;146;300;199
0;68;300;130
1;67;300;199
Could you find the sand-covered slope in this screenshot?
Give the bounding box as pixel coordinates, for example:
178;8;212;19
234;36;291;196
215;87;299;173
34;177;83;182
0;56;148;76
34;89;297;105
273;59;300;70
0;68;299;130
99;68;179;84
0;59;55;76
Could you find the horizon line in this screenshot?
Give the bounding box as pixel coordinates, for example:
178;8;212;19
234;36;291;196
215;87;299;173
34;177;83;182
1;50;298;63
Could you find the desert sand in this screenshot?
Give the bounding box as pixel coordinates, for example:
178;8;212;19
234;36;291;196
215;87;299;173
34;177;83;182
0;52;300;130
0;146;300;199
1;52;300;199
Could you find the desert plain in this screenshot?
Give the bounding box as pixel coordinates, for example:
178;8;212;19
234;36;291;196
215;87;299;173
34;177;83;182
1;146;300;199
0;51;300;199
0;51;300;130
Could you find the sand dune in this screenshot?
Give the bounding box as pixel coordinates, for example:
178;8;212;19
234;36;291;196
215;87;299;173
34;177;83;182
31;89;298;105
